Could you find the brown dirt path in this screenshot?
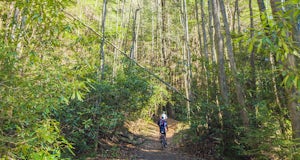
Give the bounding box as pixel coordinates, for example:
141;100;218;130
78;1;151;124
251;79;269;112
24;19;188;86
127;118;203;160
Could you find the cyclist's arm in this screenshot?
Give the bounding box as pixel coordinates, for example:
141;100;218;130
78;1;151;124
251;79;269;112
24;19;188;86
165;123;168;131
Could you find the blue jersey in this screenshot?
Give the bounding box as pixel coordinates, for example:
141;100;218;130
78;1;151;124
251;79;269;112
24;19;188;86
158;119;167;134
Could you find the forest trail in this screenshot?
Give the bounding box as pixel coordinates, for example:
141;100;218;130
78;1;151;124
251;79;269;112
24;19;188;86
126;118;203;160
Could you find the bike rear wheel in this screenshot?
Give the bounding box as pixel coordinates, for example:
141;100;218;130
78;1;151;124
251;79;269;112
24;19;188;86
160;134;167;149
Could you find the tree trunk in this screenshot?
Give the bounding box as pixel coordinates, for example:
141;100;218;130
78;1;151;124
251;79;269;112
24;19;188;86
100;0;108;80
219;0;249;126
257;0;270;33
207;0;218;106
151;0;155;65
199;0;210;102
182;0;192;121
208;0;216;63
269;0;281;19
195;0;203;57
96;0;108;152
199;0;209;59
256;0;288;134
156;0;162;67
270;0;300;140
129;8;140;59
249;0;256;101
112;0;126;81
212;0;229;105
161;0;167;66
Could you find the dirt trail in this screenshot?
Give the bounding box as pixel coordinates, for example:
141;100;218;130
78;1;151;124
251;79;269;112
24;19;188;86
128;118;202;160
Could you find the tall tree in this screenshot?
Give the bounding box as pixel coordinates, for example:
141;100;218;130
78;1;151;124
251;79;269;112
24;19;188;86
249;0;256;101
212;0;229;105
219;0;249;126
257;0;269;32
112;0;125;80
161;0;167;66
208;0;216;63
100;0;108;80
156;0;162;67
270;0;300;140
182;0;192;120
95;0;108;152
129;8;140;59
256;0;285;123
199;0;208;60
197;0;210;101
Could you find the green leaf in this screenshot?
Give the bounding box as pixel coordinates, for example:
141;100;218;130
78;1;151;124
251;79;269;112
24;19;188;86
282;75;290;86
248;40;254;53
76;91;83;101
292;50;300;58
294;76;298;88
282;42;289;53
298;79;300;92
71;91;76;99
257;40;263;53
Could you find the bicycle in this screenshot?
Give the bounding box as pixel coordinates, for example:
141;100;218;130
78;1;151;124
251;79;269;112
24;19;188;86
160;133;167;149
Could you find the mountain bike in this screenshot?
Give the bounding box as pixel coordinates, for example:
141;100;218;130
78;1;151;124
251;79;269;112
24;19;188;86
160;133;167;149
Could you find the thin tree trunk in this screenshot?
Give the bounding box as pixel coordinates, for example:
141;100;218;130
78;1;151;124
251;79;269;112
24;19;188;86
16;7;27;55
199;0;209;59
129;8;140;59
212;0;229;105
4;3;15;42
207;0;218;107
112;0;122;81
123;0;133;52
234;0;242;52
199;0;210;102
249;0;256;101
208;0;216;63
161;0;167;66
156;0;162;67
257;0;270;33
100;0;108;80
232;0;237;33
96;0;108;152
182;0;192;121
135;2;142;60
151;1;155;59
11;5;20;42
219;0;249;126
195;0;203;57
270;0;281;19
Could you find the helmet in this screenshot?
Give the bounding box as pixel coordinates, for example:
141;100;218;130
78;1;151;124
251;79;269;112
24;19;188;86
161;113;167;119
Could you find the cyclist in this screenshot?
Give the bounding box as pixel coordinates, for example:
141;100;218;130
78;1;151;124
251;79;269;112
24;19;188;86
157;113;168;147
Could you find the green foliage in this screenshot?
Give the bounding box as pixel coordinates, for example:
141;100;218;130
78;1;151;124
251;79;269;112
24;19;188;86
0;38;75;159
241;102;300;159
140;84;171;119
58;61;166;157
0;0;299;159
0;0;93;158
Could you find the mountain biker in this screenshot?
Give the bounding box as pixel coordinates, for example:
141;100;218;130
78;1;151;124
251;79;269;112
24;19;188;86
157;113;168;146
